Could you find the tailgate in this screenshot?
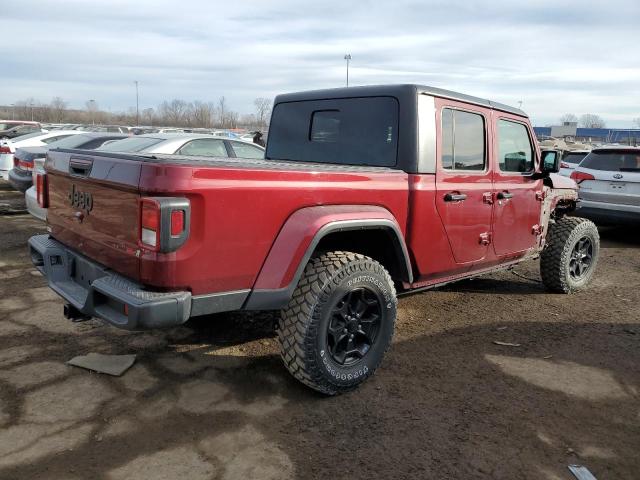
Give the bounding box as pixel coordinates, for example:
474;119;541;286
46;149;142;280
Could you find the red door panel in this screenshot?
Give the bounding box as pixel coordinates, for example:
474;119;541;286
434;99;494;265
491;115;543;256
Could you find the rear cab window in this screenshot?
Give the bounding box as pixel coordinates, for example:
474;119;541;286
266;96;399;167
580;150;640;172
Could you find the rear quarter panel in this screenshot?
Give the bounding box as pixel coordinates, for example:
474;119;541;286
138;163;409;294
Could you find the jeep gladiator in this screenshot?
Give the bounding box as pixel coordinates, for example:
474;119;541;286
29;85;600;394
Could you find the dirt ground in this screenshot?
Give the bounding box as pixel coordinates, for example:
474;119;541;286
0;180;639;480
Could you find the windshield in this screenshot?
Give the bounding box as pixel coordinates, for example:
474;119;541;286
11;131;47;142
580;150;640;172
0;123;19;130
97;136;164;152
562;152;588;164
45;134;93;149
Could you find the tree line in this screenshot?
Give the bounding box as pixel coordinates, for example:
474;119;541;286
0;96;272;129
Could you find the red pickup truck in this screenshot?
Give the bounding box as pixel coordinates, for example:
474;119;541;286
30;85;599;394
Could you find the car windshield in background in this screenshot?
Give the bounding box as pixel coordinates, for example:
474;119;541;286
45;134;94;149
9;131;46;142
266;96;399;167
97;136;164;152
562;152;588;164
0;123;19;130
580;150;640;172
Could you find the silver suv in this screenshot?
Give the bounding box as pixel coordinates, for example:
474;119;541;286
571;147;640;224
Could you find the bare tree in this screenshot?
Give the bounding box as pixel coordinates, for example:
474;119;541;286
50;97;68;123
142;108;155;126
226;110;239;129
253;97;272;127
559;113;578;124
217;96;227;128
579;114;606;129
158;99;190;126
191;101;216;128
633;117;640;129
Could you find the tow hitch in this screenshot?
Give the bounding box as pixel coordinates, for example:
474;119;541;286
64;304;92;322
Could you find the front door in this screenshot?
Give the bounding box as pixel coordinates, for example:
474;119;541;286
435;100;494;265
491;116;543;256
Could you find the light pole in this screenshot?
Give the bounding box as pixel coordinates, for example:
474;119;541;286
30;102;34;121
134;80;139;126
344;54;351;87
10;104;14;120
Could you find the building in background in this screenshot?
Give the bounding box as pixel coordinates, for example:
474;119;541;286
534;126;640;145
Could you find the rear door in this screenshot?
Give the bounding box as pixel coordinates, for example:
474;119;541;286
435;99;493;264
577;150;640;208
491;117;543;256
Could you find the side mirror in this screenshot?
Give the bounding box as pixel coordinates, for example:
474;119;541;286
541;149;560;174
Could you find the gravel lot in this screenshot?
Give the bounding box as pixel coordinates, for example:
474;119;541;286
1;180;639;480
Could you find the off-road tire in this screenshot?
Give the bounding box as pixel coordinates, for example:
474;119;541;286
540;216;599;293
277;251;397;395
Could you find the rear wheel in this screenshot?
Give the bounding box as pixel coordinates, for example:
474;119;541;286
540;216;599;293
277;251;397;395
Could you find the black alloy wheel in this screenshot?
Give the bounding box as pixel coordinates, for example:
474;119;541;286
327;288;382;366
569;236;593;280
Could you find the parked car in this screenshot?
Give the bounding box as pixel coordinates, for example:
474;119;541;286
0;121;42;139
570;147;640;224
29;84;598;395
8;132;128;192
0;130;82;180
559;150;591;177
25;157;46;221
96;133;265;159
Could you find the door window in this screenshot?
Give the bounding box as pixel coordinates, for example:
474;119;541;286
497;120;534;173
230;141;264;159
441;108;485;171
177;139;228;157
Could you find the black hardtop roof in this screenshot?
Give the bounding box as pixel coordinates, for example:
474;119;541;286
274;84;527;117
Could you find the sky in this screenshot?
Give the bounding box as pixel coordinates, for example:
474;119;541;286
1;0;639;127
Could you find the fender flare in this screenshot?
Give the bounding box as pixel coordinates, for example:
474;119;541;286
243;205;412;310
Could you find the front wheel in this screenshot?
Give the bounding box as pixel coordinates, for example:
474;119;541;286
540;216;600;293
277;251;397;395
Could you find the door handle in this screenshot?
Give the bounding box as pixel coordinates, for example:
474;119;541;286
444;192;467;202
497;191;513;200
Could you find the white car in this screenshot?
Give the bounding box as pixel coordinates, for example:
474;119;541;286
571;147;640;224
0;130;82;180
559;150;590;177
25;157;46;221
97;133;265;159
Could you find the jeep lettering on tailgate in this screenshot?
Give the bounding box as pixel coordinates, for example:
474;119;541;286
68;184;93;213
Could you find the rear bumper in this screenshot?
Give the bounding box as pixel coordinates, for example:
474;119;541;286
8;167;32;192
575;201;640;225
25;186;46;221
29;234;192;330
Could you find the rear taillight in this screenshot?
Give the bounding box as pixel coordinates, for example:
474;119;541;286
139;197;190;253
0;145;11;154
140;199;161;251
18;160;33;172
36;173;48;208
570;171;595;183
